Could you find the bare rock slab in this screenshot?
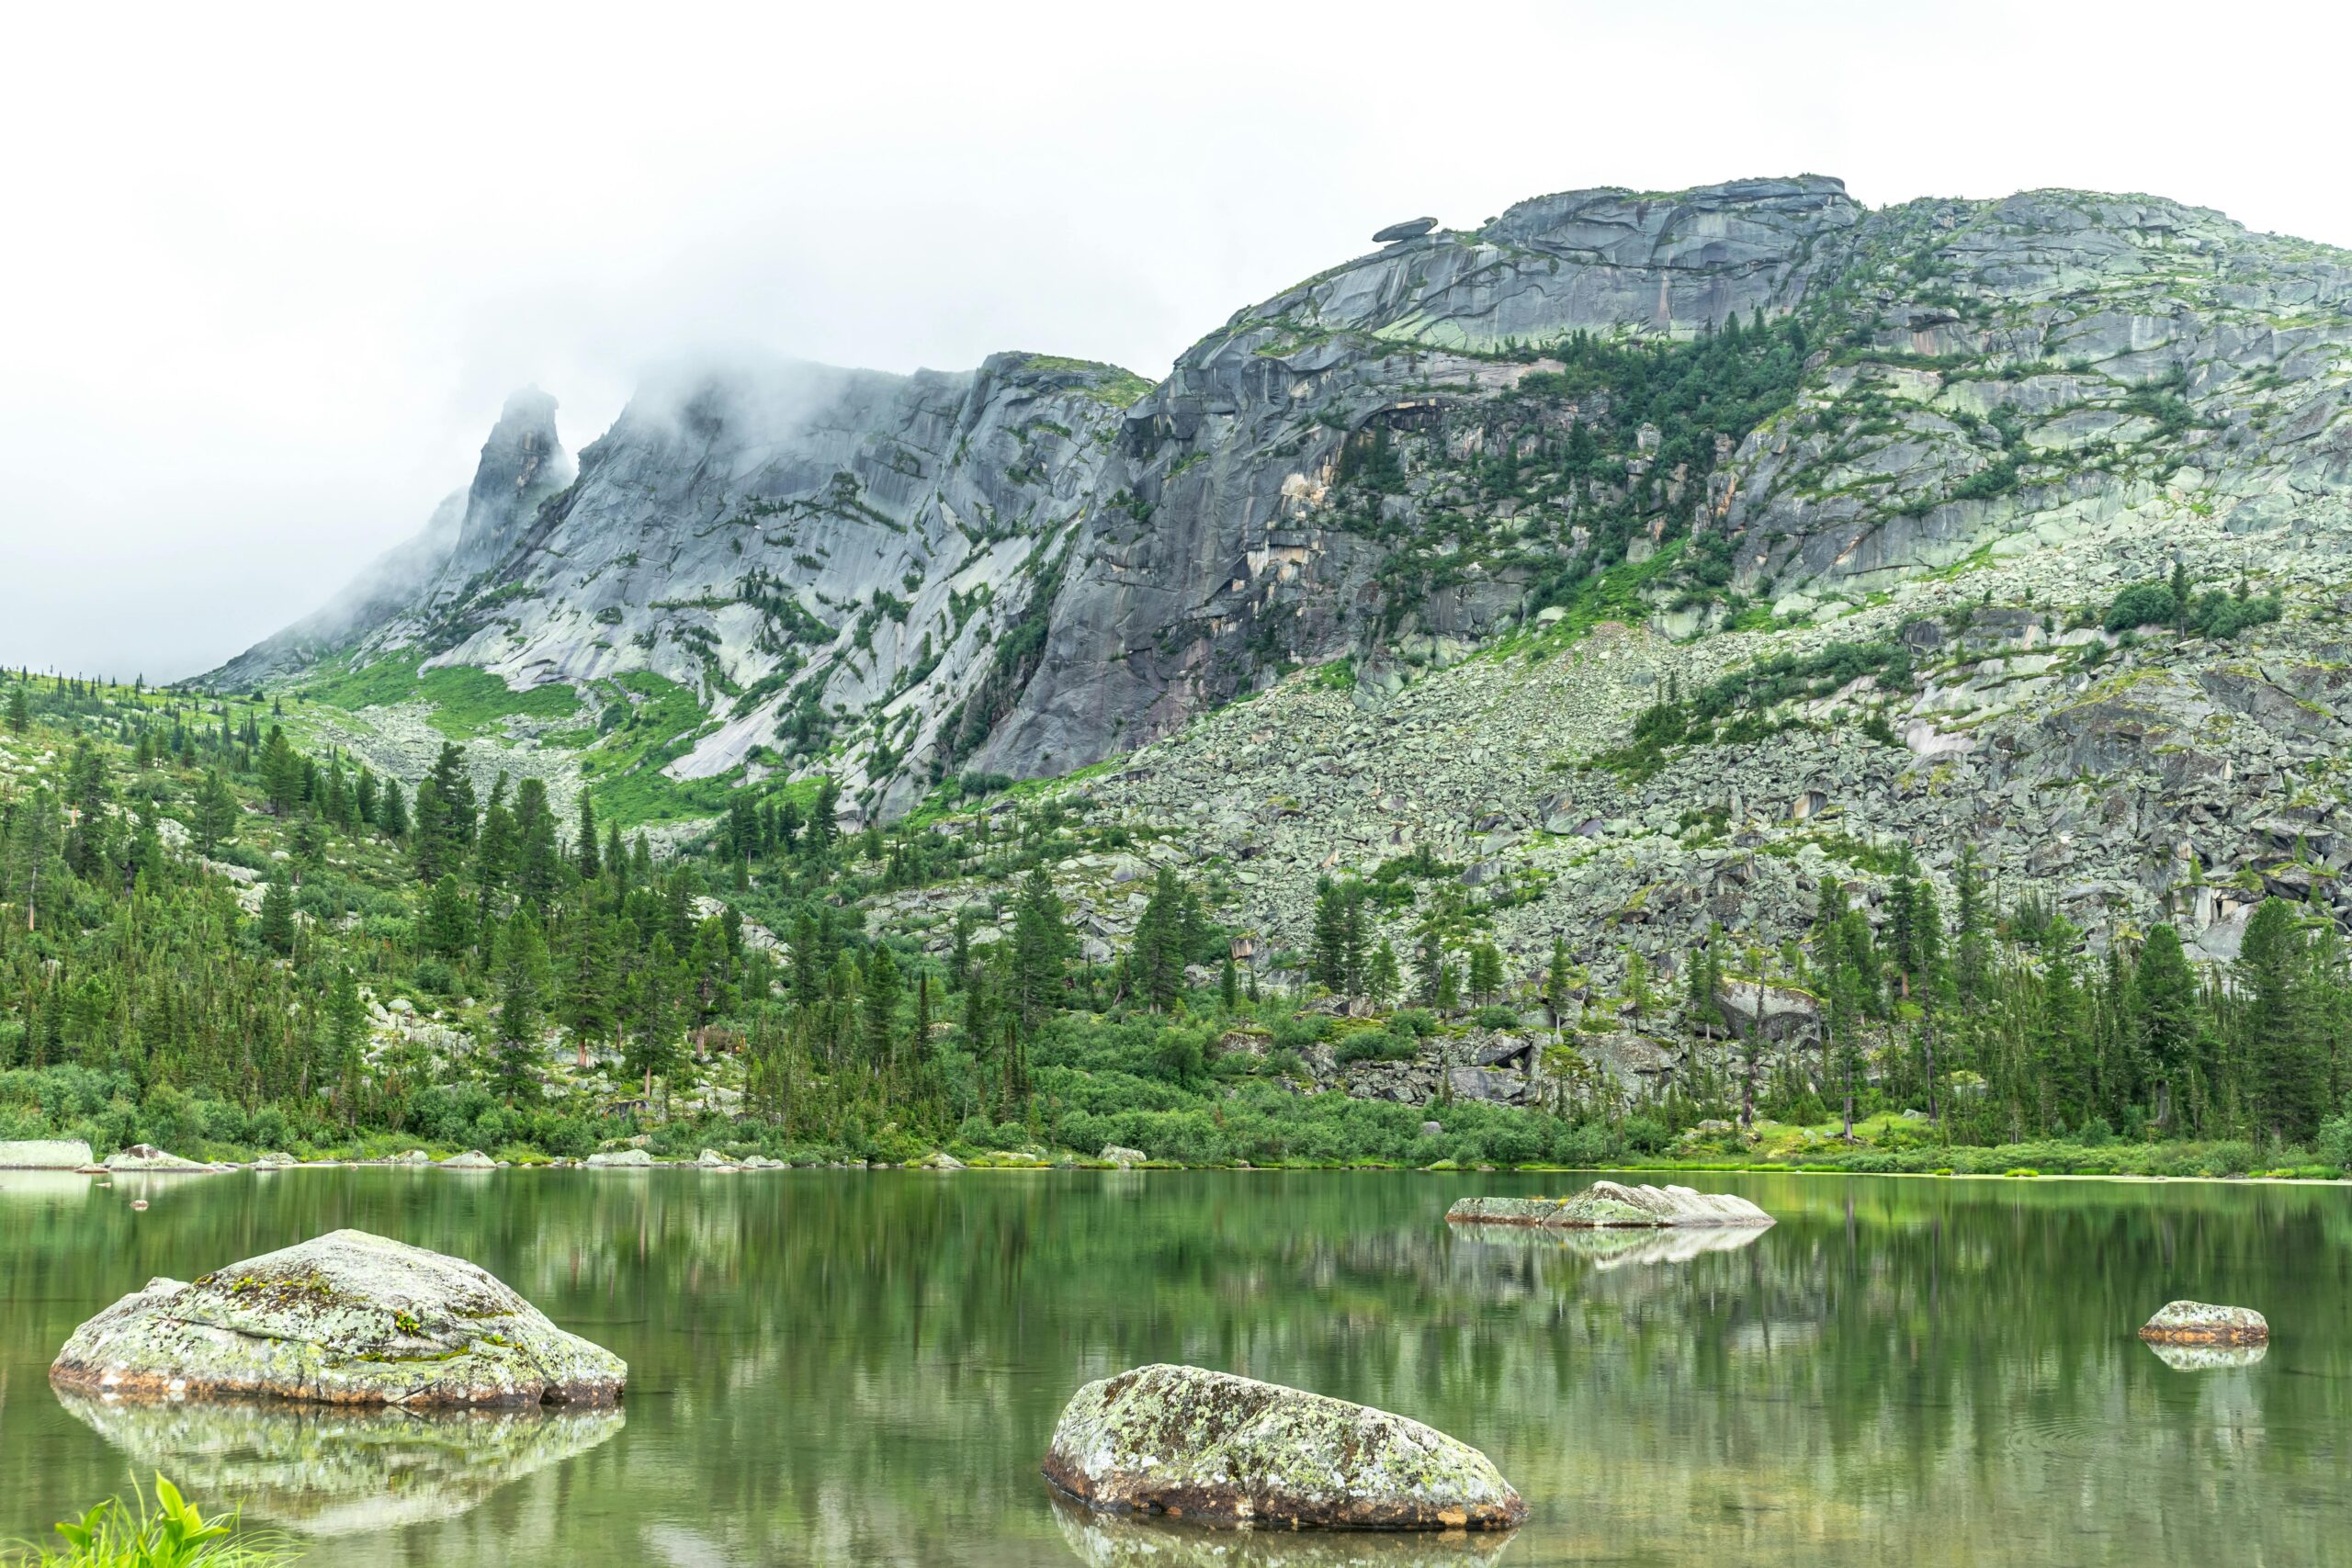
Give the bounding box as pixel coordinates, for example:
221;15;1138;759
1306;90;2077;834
51;1228;625;1407
2138;1300;2268;1346
1446;1181;1771;1229
104;1143;219;1173
0;1139;95;1169
1043;1363;1524;1530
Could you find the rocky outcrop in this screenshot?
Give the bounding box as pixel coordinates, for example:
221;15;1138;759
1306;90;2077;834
0;1139;94;1169
2138;1300;2268;1346
50;1229;625;1407
1044;1364;1523;1530
1369;218;1438;244
1446;1181;1771;1229
978;179;1860;781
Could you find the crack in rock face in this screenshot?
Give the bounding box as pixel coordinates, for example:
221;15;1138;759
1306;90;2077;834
49;1229;625;1407
1042;1364;1524;1530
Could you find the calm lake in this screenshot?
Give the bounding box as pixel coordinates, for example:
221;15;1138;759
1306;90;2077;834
2;1168;2346;1566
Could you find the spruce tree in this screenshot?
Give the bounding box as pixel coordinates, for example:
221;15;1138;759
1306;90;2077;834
576;795;601;878
1010;867;1073;1029
492;909;550;1103
257;878;296;955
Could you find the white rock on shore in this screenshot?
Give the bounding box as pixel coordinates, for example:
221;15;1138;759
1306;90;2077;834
0;1139;96;1169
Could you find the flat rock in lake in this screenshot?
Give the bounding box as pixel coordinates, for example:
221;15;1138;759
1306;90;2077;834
584;1149;655;1168
1446;1180;1771;1229
104;1143;218;1173
2138;1300;2268;1346
438;1150;496;1169
50;1228;625;1407
0;1139;95;1169
1042;1363;1524;1530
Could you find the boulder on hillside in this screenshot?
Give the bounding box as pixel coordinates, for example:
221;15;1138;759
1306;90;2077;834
104;1144;217;1173
1446;1181;1772;1230
1711;977;1819;1042
50;1229;625;1408
1042;1363;1524;1530
0;1139;95;1169
1372;217;1439;243
2138;1300;2267;1346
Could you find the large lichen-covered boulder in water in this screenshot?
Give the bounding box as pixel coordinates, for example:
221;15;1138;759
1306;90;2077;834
1042;1364;1524;1530
1446;1181;1772;1229
2138;1300;2268;1346
50;1229;625;1407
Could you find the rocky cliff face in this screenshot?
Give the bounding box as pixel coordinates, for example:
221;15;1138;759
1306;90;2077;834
215;175;2352;842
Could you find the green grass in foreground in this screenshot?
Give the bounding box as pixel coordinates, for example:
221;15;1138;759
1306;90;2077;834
8;1476;296;1568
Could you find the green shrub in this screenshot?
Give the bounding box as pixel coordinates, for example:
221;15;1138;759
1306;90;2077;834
2103;581;2175;633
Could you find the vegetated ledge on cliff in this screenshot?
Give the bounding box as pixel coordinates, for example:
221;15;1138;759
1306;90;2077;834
210;173;2352;832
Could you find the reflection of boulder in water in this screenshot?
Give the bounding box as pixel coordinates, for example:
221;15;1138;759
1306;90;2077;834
54;1390;623;1536
2143;1340;2268;1371
0;1170;99;1203
1051;1495;1516;1568
1451;1220;1767;1269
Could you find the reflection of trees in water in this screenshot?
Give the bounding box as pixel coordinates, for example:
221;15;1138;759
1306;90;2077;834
53;1391;623;1536
9;1171;2352;1566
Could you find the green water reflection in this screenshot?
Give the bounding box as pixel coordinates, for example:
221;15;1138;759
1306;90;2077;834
3;1169;2346;1566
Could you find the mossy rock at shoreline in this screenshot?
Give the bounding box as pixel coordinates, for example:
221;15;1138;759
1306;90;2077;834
51;1229;625;1407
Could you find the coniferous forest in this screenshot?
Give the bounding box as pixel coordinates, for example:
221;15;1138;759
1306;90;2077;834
4;668;2351;1179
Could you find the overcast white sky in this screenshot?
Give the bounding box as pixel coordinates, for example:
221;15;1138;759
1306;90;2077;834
5;0;2346;680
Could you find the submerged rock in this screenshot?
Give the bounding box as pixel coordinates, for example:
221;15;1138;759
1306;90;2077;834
1051;1494;1516;1566
1042;1363;1524;1530
1446;1181;1771;1230
104;1144;216;1173
0;1139;95;1169
50;1229;626;1407
2138;1300;2268;1346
